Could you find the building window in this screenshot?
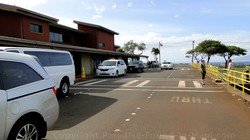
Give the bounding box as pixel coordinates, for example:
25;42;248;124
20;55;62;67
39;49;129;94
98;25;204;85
30;23;43;33
50;32;63;42
98;42;105;48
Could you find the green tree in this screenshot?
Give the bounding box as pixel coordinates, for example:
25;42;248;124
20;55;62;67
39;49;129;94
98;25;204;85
151;47;160;61
186;49;206;63
220;45;247;68
116;47;125;53
195;40;227;63
122;40;146;55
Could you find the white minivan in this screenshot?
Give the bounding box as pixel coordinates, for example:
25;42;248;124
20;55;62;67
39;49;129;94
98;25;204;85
96;59;127;77
1;47;75;96
0;52;59;140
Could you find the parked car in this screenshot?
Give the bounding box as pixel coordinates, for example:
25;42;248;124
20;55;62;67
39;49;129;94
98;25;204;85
0;52;59;140
148;61;160;68
96;59;127;77
161;61;173;70
127;60;144;72
1;47;75;96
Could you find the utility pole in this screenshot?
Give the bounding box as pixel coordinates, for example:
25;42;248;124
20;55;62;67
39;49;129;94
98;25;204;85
192;40;194;63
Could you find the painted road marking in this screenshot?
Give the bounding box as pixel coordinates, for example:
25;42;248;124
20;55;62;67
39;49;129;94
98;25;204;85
193;81;203;88
136;80;151;87
72;87;224;93
167;70;175;78
178;81;186;88
74;79;97;85
170;96;213;104
121;80;139;87
83;79;107;86
159;135;217;140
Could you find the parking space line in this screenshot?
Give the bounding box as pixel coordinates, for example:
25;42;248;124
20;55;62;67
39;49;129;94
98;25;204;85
121;80;139;87
74;79;97;85
136;80;151;87
193;81;203;88
83;79;108;86
167;70;175;78
178;81;185;88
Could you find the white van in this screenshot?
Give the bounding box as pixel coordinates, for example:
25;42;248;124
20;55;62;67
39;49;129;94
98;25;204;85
1;47;75;96
0;52;59;139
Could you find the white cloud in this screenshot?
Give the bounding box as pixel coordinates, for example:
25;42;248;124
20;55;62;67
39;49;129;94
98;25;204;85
150;0;154;5
94;5;106;14
128;2;133;8
56;17;77;29
92;14;103;19
148;24;153;28
0;0;47;8
174;14;180;18
112;3;117;9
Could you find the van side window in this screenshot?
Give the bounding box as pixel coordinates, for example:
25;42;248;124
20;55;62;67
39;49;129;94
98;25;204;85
7;50;19;53
50;52;72;66
0;64;3;90
24;51;72;66
0;61;43;90
24;51;51;66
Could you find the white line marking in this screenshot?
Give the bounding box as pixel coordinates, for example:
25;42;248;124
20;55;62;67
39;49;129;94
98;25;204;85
74;84;223;89
193;81;203;88
125;119;130;122
71;87;224;93
74;79;97;85
121;80;138;87
136;80;150;87
178;81;186;88
180;136;187;140
181;68;185;70
159;135;175;140
83;79;107;86
167;70;175;78
190;137;196;140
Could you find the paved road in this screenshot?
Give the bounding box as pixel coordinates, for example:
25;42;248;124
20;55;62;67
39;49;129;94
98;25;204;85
45;67;250;140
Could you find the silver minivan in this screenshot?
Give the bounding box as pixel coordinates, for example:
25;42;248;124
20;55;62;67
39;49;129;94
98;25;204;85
0;52;59;140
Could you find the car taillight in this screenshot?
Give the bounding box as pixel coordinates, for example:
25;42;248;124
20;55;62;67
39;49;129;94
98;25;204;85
52;87;57;94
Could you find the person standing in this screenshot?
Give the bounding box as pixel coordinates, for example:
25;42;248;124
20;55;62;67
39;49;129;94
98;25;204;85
200;60;206;85
227;59;233;70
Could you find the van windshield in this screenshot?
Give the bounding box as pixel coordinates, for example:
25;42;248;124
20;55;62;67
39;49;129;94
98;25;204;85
100;61;117;66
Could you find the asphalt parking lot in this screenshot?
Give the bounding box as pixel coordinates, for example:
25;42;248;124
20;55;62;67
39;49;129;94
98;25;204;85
45;67;250;140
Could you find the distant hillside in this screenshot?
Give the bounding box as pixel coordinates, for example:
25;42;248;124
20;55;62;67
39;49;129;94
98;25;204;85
233;55;250;62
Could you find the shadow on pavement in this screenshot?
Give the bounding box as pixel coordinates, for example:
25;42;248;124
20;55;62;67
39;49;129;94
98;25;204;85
52;94;117;130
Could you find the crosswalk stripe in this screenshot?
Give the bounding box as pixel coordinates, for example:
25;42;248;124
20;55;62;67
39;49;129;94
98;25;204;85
136;80;150;87
180;136;187;140
83;79;107;86
159;135;175;140
178;81;185;88
193;81;203;88
121;80;139;87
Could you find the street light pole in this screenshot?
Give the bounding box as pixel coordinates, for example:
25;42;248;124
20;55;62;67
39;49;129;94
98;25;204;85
192;40;194;63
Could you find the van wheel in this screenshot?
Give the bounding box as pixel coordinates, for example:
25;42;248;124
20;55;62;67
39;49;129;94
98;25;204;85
59;80;69;96
8;118;42;140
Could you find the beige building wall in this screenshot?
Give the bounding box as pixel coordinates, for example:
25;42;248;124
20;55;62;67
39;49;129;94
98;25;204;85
81;54;92;75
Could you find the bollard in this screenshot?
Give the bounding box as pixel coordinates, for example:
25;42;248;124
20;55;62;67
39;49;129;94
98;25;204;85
81;67;86;78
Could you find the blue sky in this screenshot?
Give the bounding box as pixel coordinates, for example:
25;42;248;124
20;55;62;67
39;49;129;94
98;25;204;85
1;0;250;63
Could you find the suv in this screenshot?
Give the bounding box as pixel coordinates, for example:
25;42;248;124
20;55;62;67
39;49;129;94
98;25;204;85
127;60;144;72
0;52;59;140
96;59;127;77
2;47;75;97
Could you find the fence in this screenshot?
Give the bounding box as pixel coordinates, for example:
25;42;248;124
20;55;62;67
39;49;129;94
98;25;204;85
191;63;250;95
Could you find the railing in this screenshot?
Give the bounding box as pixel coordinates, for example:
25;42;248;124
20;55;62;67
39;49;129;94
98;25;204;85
191;63;250;95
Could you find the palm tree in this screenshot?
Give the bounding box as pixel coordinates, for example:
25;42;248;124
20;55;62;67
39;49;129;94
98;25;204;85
151;48;160;61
